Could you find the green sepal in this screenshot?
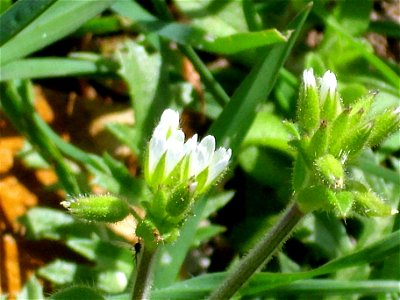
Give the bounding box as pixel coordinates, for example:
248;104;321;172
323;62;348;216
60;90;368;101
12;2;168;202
348;91;375;118
166;183;192;217
329;108;351;157
297;83;320;134
148;189;168;221
292;154;310;193
314;154;344;189
353;191;397;217
195;167;209;194
308;120;329;159
341;122;372;160
62;194;129;223
149;152;167;188
367;107;400;147
321;91;341;122
296;185;334;213
331;191;354;218
282;120;301;140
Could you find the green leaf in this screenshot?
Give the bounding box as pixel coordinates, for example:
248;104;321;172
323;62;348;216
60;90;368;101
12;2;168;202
16;276;44;300
115;40;171;154
193;224;226;247
0;57;118;81
0;0;57;46
242;110;293;156
151;230;400;297
50;285;105;300
209;4;312;153
0;0;116;66
19;207;98;240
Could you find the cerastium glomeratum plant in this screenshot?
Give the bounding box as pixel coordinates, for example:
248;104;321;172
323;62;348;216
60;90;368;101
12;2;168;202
60;69;398;300
62;109;231;300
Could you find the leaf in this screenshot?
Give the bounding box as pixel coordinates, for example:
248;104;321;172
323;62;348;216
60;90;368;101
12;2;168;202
208;4;312;153
19;207;98;241
0;57;118;81
150;230;400;297
16;276;44;300
0;0;56;46
0;0;116;66
50;286;105;300
193;224;226;247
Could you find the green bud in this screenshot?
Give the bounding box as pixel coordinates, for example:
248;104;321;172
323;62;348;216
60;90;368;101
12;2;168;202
297;69;320;134
296;185;335;213
341;122;373;161
319;71;341;122
309;120;329;159
348;91;376;118
314;154;344;189
166;184;192;217
329;108;351;157
353;191;398;217
330;191;354;217
367;107;400;147
61;194;129;223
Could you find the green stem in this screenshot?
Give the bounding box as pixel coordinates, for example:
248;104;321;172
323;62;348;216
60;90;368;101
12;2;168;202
131;243;158;300
207;201;304;300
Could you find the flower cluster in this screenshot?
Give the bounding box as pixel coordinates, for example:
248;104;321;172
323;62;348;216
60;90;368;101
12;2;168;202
145;109;231;195
139;109;231;243
290;68;399;217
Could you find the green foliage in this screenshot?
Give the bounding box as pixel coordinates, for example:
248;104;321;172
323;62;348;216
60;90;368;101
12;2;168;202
1;0;399;299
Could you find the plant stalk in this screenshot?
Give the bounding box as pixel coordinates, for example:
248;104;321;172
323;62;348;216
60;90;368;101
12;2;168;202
131;243;158;300
207;201;304;300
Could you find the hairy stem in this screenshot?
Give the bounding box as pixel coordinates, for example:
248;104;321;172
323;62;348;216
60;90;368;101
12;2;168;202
131;243;158;300
208;201;304;300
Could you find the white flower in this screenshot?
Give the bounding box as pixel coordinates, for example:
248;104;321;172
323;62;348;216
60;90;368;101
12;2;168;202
147;109;185;185
146;109;231;193
302;69;316;88
320;70;337;103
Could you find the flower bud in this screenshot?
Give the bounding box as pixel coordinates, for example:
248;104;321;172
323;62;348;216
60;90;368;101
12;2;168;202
367;106;400;147
297;69;320;134
61;194;129;223
309;120;329;159
329;108;351;157
320;71;341;121
353;191;398;217
314;154;344;189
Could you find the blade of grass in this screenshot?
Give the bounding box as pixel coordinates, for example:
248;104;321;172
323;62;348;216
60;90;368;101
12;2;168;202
0;0;115;66
150;230;400;298
208;3;312;153
0;57;118;81
1;80;80;194
0;0;57;46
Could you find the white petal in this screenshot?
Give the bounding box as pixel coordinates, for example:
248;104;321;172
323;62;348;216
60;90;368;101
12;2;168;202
165;130;185;176
183;134;198;155
207;148;231;184
149;136;167;172
191;135;215;176
160;109;180;131
302;69;316;88
320;70;337;102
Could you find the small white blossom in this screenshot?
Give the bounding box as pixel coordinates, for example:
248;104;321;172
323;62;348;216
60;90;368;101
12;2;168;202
303;69;316;88
146;109;231;194
320;70;337;103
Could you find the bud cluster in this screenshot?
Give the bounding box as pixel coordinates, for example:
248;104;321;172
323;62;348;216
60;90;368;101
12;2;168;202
140;109;231;243
290;69;399;217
